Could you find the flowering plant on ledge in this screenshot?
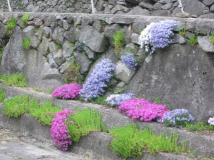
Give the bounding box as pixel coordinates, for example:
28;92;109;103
138;20;177;55
160;109;195;126
106;92;134;106
80;58;115;102
52;83;82;99
121;53;138;70
118;98;168;122
50;108;75;151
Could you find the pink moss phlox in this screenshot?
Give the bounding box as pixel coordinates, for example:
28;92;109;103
118;98;168;122
50;108;75;151
52;83;82;99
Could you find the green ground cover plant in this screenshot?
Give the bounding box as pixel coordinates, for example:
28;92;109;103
0;86;6;102
2;94;38;118
66;107;108;143
179;24;186;37
186;119;213;132
22;37;30;49
0;73;27;87
2;94;62;125
112;30;125;55
109;123;187;159
186;33;198;46
5;17;17;37
21;13;29;29
29;99;62;125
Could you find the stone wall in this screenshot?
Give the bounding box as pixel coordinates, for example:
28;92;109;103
1;0;214;18
1;12;214;121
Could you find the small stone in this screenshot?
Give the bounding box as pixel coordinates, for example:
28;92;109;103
47;54;58;69
198;36;214;53
131;33;140;45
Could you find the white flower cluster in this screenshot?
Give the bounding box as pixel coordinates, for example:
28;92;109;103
208;117;214;125
105;92;134;106
138;22;154;54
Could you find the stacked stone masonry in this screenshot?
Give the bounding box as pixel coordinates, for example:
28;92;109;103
1;0;214;19
1;13;214;122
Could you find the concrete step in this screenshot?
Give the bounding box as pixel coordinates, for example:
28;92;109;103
0;83;213;159
0;129;92;160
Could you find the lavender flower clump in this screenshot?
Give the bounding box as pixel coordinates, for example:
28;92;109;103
160;108;195;126
208;117;214;125
80;58;115;102
139;20;177;55
121;53;138;70
105;92;134;106
150;20;177;50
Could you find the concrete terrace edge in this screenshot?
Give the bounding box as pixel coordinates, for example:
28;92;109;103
0;12;214;33
0;83;214;158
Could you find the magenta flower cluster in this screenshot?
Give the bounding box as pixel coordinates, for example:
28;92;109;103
121;53;138;70
80;58;115;102
52;83;82;99
50;108;75;151
118;98;168;122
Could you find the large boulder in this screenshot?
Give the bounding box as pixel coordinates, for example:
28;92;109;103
79;25;109;53
126;43;214;121
1;26;63;90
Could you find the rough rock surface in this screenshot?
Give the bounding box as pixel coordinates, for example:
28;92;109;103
1;26;63;90
73;52;90;74
79;25;109;53
126;43;214;121
198;36;214;53
115;61;136;83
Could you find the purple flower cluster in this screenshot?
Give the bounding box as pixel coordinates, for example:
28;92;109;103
160;109;195;126
118;98;168;122
80;58;115;102
121;53;138;70
150;20;177;51
50;108;75;151
105;92;134;106
208;117;214;125
52;83;82;99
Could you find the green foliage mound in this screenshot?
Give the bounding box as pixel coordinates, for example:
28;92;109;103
109;124;187;159
21;13;29;29
112;30;125;55
0;73;27;87
5;17;17;37
29;99;62;125
186;119;213;132
22;37;31;49
0;86;6;102
2;94;62;125
2;94;38;118
66;107;108;143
